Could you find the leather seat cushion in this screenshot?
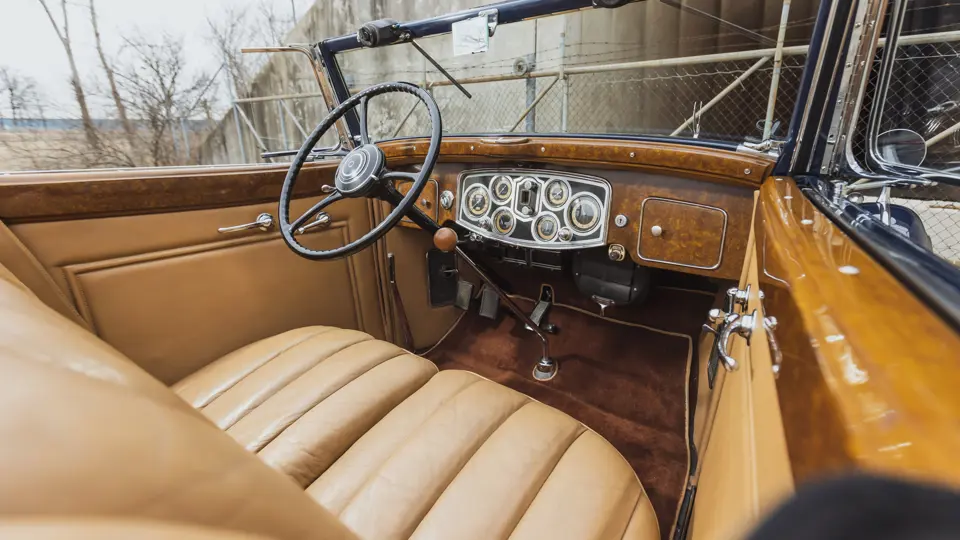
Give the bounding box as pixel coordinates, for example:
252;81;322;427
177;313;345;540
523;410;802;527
174;327;660;540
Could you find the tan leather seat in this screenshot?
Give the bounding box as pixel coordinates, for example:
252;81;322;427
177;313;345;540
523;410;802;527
0;263;659;540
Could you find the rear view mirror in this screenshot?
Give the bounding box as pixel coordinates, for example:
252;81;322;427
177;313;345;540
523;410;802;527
877;129;927;167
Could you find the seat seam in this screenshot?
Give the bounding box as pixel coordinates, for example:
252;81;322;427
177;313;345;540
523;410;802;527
215;335;376;429
404;395;532;537
287;361;437;488
332;376;485;517
241;350;409;451
192;327;334;408
617;490;646;540
504;426;589;540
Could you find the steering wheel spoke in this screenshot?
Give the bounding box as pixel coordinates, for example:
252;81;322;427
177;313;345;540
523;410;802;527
381;170;420;183
290;190;342;232
358;96;371;145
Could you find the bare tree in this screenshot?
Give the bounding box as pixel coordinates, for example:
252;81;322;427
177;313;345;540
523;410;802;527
89;0;135;149
207;6;254;99
36;0;98;149
115;35;213;166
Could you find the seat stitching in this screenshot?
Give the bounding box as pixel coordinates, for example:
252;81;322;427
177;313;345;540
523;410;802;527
408;395;531;536
243;350;408;451
216;335;376;429
617;491;646;540
192;327;334;408
504;427;588;540
332;376;485;516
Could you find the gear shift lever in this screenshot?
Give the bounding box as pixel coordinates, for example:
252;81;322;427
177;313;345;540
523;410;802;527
433;228;557;381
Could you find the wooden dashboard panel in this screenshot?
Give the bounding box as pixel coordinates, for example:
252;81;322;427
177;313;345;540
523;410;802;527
394;178;439;228
638;198;727;270
410;163;754;280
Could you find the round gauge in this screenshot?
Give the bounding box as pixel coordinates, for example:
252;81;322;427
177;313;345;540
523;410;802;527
533;213;560;242
567;194;602;234
492;207;516;235
465;185;490;218
491;175;513;203
543;179;570;209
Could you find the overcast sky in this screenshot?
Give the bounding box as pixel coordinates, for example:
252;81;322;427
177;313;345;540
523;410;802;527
0;0;316;117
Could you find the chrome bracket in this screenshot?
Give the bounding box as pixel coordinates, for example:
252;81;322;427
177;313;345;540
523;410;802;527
726;284;751;313
478;9;499;37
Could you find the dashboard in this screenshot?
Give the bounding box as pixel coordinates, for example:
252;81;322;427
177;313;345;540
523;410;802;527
457;169;611;250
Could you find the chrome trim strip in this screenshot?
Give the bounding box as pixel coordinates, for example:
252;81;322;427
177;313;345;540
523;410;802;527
455;168;612;250
635;196;728;271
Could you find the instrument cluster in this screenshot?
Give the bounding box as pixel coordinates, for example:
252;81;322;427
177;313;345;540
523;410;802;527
457;169;611;250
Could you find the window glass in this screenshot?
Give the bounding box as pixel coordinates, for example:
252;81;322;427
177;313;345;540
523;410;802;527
335;1;821;144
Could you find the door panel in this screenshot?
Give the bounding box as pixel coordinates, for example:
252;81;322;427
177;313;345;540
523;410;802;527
2;168;386;384
690;190;793;540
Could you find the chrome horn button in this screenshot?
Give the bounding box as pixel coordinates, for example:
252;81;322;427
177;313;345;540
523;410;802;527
335;144;385;196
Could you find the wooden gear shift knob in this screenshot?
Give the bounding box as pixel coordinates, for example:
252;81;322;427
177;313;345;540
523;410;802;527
433;227;459;252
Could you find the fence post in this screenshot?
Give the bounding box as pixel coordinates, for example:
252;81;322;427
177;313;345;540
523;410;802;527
763;0;792;140
560;30;568;133
232;103;247;163
277;99;289;150
525;21;539;132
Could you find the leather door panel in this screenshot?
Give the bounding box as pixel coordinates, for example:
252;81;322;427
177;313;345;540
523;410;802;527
8;195;386;385
690;191;793;540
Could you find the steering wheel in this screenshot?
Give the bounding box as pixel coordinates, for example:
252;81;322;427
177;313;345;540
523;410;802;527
279;82;442;260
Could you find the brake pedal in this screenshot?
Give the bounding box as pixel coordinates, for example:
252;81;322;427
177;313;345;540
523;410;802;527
478;285;500;319
527;285;558;334
454;280;474;311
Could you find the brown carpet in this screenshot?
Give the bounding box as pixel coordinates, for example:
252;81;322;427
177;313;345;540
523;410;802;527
426;294;702;539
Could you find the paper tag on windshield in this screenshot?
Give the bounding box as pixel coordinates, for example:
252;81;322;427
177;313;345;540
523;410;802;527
452;16;489;56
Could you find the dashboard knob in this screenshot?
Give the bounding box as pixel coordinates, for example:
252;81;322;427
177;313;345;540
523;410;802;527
608;244;625;261
523;179;534;189
651;225;663;237
439;190;454;209
558;227;573;242
520;206;531;216
479;218;491;230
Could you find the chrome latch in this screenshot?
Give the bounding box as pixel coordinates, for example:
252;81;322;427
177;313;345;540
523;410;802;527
716;309;756;371
726;284;751;313
217;213;274;234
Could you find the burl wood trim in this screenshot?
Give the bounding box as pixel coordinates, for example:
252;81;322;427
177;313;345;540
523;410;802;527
379;136;773;187
637;198;727;270
394;178;439;229
0;162;339;222
759;177;960;487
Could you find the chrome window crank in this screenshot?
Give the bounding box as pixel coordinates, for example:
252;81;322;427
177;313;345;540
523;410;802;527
217;213;274;234
716;309;757;371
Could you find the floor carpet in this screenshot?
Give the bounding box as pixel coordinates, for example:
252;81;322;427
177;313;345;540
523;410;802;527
426;291;709;538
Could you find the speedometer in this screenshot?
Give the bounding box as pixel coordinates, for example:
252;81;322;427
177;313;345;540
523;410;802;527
543;179;570;209
465;185;490;218
567;194;602;234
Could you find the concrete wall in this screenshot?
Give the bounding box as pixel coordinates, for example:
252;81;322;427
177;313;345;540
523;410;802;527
199;0;821;165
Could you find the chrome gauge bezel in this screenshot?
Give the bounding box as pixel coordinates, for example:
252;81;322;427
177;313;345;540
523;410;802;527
532;212;560;242
542;178;571;210
456;169;611;251
565;192;604;235
463;184;491;219
492;207;516;235
490;175;514;203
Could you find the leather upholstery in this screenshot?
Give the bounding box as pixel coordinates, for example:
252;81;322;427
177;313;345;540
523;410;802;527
174;328;659;540
0;260;659;540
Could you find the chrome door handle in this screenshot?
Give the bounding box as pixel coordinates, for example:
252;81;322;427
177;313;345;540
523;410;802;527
764;316;784;378
716;309;756;371
217;213;274;234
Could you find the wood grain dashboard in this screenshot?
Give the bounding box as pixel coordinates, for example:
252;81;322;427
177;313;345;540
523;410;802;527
394;162;756;280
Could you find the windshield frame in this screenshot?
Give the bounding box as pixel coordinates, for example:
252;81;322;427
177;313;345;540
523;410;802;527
315;0;800;153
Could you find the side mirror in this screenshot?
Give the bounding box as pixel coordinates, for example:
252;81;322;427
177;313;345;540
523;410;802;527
877;128;927;167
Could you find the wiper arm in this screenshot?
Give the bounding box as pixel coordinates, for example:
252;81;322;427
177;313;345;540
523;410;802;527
409;40;472;99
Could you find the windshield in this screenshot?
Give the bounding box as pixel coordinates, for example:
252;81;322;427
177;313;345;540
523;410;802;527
332;2;818;144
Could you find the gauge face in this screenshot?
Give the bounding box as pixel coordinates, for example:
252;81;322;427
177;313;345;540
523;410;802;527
567;194;601;233
491;175;513;203
543;179;570;208
492;208;515;235
534;214;560;242
465;185;490;218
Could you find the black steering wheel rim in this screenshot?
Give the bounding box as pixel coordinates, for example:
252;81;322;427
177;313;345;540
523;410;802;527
278;81;442;260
